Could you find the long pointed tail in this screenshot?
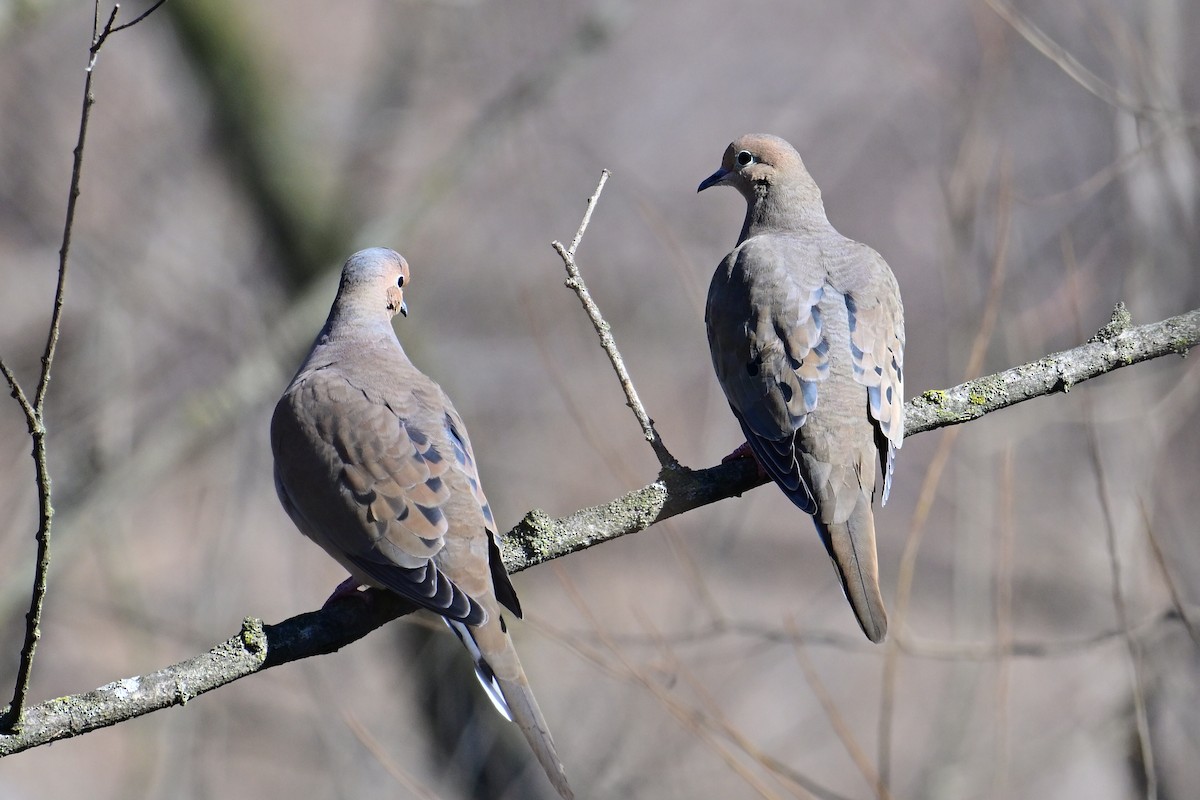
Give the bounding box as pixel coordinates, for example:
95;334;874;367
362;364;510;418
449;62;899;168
815;493;888;643
446;618;574;799
495;672;574;800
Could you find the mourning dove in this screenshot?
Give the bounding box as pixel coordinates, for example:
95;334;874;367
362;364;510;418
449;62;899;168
271;248;572;798
699;135;904;643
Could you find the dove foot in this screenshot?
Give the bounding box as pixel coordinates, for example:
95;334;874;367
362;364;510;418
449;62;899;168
721;441;770;479
322;575;370;609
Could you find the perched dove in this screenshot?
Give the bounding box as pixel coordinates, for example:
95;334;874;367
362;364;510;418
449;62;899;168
699;135;905;643
271;248;573;798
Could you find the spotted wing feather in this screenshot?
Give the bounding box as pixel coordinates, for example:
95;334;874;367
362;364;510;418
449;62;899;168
272;370;485;623
841;246;905;503
707;240;832;514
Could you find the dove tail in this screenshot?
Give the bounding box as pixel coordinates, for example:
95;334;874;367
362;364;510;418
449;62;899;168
445;619;513;720
445;619;574;800
814;496;888;643
495;673;575;800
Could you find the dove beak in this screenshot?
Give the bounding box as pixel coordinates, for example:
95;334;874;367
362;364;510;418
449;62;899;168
399;300;408;317
697;168;730;193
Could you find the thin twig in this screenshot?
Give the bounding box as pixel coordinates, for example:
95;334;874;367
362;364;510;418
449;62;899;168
101;0;168;42
557;557;788;799
565;170;606;255
1138;497;1200;646
40;9;106;412
525;289;726;619
788;619;891;800
89;1;170;59
552;170;678;469
342;711;446;800
546;606;1187;662
895;608;1184;660
87;4;120;67
0;360;36;425
636;611;834;800
1083;416;1157;799
992;446;1014;799
0;0;169;735
1065;243;1157;800
983;0;1193;119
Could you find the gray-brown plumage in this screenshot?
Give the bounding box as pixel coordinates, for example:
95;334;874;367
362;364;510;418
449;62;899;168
271;248;572;798
699;135;905;643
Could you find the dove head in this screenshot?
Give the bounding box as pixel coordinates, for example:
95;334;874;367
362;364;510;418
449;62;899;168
334;248;411;321
698;134;826;240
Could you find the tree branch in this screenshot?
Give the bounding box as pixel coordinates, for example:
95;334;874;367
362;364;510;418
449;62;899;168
0;1;167;734
0;594;416;757
1;302;1195;756
552;170;678;469
903;302;1195;431
503;303;1199;569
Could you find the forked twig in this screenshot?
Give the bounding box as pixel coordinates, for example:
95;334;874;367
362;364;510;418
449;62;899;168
0;0;168;735
552;170;678;469
91;0;168;54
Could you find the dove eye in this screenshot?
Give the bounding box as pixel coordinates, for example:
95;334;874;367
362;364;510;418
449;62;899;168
735;150;755;167
396;275;405;288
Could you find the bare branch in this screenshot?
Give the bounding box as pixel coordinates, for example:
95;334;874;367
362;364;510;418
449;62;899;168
1081;368;1157;799
552;171;678;469
100;0;168;43
0;359;36;429
0;586;1189;758
88;4;120;64
504;304;1200;571
904;304;1198;432
0;31;101;737
0;594;417;757
0;0;170;735
37;30;96;412
0;268;1193;752
89;0;168;57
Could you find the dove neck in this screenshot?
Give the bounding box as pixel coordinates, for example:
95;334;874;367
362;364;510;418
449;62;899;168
739;181;829;243
320;301;404;351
